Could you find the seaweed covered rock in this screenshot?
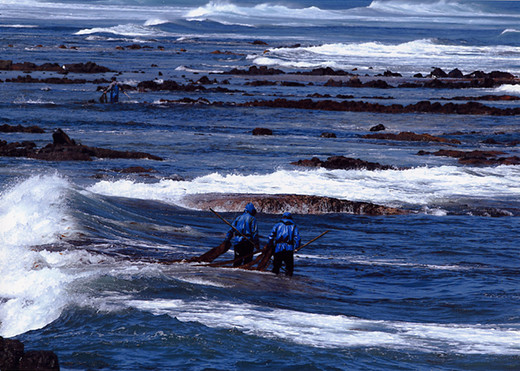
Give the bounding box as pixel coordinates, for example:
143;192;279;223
182;193;407;215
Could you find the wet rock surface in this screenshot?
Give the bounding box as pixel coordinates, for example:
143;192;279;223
240;98;520;115
364;131;461;144
291;156;397;170
0;60;111;73
417;149;520;165
0;124;45;133
182;193;407;215
0;336;59;370
0;129;163;161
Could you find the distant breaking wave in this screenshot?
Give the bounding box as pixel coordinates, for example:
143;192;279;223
255;38;520;75
368;0;484;16
75;24;174;37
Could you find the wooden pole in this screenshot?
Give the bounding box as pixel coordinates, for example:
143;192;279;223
294;230;330;253
209;207;257;247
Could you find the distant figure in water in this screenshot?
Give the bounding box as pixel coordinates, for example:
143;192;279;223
101;77;124;103
224;202;259;267
267;212;301;276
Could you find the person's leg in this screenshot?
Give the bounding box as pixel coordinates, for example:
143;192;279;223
233;241;248;266
272;252;282;274
284;251;294;276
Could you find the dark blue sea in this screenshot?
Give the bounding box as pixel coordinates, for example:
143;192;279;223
1;0;520;369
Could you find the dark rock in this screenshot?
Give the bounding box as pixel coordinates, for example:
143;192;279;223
0;124;45;133
252;128;273;136
291;156;396;171
241;98;520;116
0;336;59;370
369;124;386;132
0;129;162;161
251;40;268;45
52;128;76;146
182;193;408;215
196;76;217;85
442;95;520;101
364;131;461;144
448;68;464;78
382;70;402;77
280;81;306;87
116;166;154;173
430;68;448;78
0;337;24;370
137;80;205;92
416;149;520;166
481;138;500;144
61;61;111;73
295;67;352;76
19;350;59;370
222;66;285;75
320;132;337;138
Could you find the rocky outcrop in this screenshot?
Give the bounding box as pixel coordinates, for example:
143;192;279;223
291;156;397;170
0;129;163;161
0;336;59;370
222;66;285;75
6;75;109;85
0;60;111;73
364;131;461;144
241;98;520;115
182;193;407;215
441;95;520;101
417;149;520;165
0;124;45;133
252;128;273;135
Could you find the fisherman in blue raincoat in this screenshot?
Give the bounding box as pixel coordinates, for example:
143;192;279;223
267;212;301;276
224;202;259;267
101;77;124;103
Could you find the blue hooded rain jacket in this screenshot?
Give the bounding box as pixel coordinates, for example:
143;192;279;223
225;202;259;246
268;212;301;253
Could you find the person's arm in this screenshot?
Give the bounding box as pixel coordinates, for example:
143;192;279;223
293;225;301;250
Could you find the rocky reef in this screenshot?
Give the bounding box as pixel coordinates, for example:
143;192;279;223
182;193;407;215
0;128;162;161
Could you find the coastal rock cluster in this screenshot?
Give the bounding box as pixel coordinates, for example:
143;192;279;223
417;149;520;166
240;98;520;116
0;128;162;161
0;60;111;73
182;193;407;215
290;156;397;171
0;336;59;370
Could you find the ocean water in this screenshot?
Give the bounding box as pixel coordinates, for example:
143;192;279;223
1;0;520;370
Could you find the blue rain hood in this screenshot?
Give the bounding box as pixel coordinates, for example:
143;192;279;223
244;202;257;216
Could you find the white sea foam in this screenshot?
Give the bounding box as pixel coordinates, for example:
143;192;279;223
493;84;520;95
256;39;520;74
85;166;520;209
127;298;520;354
0;24;38;28
75;24;173;38
0;174;81;337
501;28;520;35
144;18;169;26
184;1;342;26
368;0;482;16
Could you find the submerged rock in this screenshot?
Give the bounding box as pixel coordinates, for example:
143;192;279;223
182;193;407;215
364;131;461;144
417;149;520;166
